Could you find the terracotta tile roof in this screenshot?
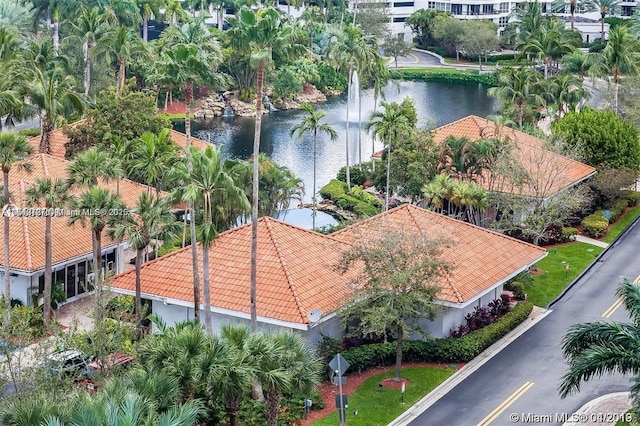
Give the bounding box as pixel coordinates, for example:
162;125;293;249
0;154;158;272
111;217;360;325
332;204;547;304
372;115;596;196
28;121;211;158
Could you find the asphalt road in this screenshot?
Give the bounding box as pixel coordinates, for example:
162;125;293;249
408;221;640;426
392;50;442;68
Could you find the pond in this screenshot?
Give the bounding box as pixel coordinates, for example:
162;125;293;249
175;80;497;204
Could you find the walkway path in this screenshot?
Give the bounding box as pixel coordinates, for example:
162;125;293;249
575;235;610;248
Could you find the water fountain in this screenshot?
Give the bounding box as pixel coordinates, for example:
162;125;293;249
222;101;234;118
262;95;278;113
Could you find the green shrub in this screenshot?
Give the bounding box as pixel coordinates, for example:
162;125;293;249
320;180;381;217
320;179;348;200
18;128;40;137
561;227;578;242
337;165;368;186
581;212;609;237
390;69;499;86
625;190;640;206
317;62;346;93
506;281;526;300
328;302;533;372
106;295;135;314
272;67;303;101
157;244;180;257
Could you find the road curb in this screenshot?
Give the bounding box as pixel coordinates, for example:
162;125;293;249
548;208;640;309
562;392;631;426
388;307;552;425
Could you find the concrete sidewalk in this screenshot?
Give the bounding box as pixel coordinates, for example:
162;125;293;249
389;306;552;425
575;235;610;248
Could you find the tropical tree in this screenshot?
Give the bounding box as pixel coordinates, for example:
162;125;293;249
589;0;620;41
25;177;68;326
545;73;591;115
64;6;111;97
94;25;147;94
561;50;592;82
552;0;594;30
227;5;305;330
127;129;179;194
587;26;640;113
290;103;337;230
25;67;84;154
137;0;165;42
489;66;544;129
109;193;178;337
67;147;121;188
366;100;413;211
517;17;578;78
0;132;33;320
559;278;640;411
181;146;249;334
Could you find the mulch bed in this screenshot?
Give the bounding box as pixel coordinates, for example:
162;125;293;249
299;362;463;425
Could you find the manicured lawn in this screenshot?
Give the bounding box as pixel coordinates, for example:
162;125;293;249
311;367;455;426
603;205;640;243
526;242;604;307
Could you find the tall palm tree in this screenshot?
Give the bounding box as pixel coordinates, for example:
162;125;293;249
64;6;111;97
365;101;412;211
138;0;166;42
109;193;178;337
561;50;592;82
94;25;147;94
546;73;591;115
589;0;620;41
67;147;121;188
0;132;33;320
26;67;84;154
559;278;640;411
25;177;68;326
227;5;305;330
489;66;544;129
552;0;594;30
587;26;640;113
327;25;375;191
127;129;179;195
290;103;337;230
181;146;249;334
517;17;578;78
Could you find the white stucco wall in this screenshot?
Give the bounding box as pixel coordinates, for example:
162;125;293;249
0;273;33;306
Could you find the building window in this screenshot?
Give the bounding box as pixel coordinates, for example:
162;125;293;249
393;16;407;22
393;1;414;6
482;4;494;14
499;16;509;26
451;3;462;14
623;5;634;15
427;1;449;10
470;4;480;14
499;2;509;12
541;3;547;12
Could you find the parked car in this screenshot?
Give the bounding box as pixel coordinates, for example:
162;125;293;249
44;349;92;377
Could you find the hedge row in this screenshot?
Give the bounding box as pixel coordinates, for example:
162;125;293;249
319;180;381;217
325;302;533;373
390;70;499;87
581;211;609;238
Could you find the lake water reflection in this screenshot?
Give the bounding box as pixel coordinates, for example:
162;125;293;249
176;80;497;204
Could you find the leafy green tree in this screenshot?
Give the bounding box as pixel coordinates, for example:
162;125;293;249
0;132;33;319
63;6;111;97
227;5;305;330
381;35;413;68
25;178;69;326
405;8;450;48
94;25;147;94
559;278;640;412
489;66;544;129
551;108;640;170
272;67;303;101
587;26;640;113
366;99;413;211
338;230;449;381
460;20;499;71
290;103;337;230
432;17;466;61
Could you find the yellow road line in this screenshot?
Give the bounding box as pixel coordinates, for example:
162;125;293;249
409;52;419;63
476;381;535;426
602;275;640;318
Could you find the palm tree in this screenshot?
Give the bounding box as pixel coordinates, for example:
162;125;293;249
517;17;578;78
489;66;544;129
589;0;620;41
227;5;305;331
587;26;640;113
138;0;166;42
109;193;178;337
64;6;111;97
327;25;375;191
67;147;121;188
561;50;592;82
26;67;84;154
181;146;249;334
264;332;322;426
127;129;179;195
94;25;147;94
0;132;33;319
25;178;68;326
559;278;640;411
552;0;594;30
365;100;412;211
546;73;591;115
290;103;337;230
